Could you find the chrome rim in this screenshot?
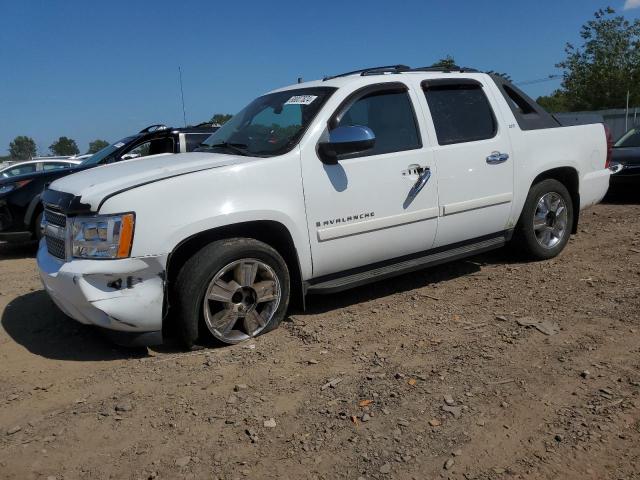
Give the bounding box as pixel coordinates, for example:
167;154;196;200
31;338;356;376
533;192;568;249
202;259;281;344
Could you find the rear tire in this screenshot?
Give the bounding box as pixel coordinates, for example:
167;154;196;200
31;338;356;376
514;179;574;260
174;238;290;348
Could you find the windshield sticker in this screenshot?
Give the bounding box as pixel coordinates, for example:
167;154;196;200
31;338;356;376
113;142;125;148
285;95;318;105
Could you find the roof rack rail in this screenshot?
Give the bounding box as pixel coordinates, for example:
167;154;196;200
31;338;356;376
323;65;410;81
322;64;481;81
409;65;479;73
139;124;169;133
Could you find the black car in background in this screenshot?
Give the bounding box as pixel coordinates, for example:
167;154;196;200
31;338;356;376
0;124;218;242
611;127;640;185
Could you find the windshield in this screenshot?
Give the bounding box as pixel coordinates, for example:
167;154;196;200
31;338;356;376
80;136;139;166
615;128;640;148
199;87;336;157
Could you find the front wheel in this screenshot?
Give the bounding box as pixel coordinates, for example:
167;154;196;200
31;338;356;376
174;238;290;347
514;179;574;260
34;211;44;241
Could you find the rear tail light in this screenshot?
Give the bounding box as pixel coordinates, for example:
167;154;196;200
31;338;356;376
604;124;613;169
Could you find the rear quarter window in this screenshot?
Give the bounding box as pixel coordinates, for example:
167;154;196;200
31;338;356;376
185;133;211;152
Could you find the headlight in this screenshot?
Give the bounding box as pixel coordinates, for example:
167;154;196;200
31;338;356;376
0;184;15;195
71;213;135;259
0;179;31;195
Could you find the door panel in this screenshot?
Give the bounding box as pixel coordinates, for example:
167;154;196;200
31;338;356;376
301;85;439;278
419;79;514;248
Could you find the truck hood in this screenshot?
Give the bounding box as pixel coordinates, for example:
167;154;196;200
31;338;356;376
47;152;251;212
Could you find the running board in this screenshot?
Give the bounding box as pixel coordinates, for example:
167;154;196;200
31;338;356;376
306;235;506;295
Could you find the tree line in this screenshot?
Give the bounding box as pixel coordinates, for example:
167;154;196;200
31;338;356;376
427;8;638;114
6;136;110;161
5;113;235;161
536;7;640;112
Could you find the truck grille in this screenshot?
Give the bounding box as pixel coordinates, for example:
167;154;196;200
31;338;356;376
43;208;67;259
44;209;66;228
46;236;66;259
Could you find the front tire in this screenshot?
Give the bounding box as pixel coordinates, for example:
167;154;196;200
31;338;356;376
174;238;290;347
34;211;44;241
514;179;574;260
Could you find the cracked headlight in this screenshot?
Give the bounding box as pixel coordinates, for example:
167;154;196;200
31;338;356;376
71;213;135;259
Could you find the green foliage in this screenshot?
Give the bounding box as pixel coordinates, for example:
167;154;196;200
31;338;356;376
555;7;640;111
9;136;37;160
49;136;79;156
87;139;109;154
210;113;233;126
430;55;457;69
536;90;571;113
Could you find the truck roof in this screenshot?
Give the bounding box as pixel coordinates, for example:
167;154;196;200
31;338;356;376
272;65;487;92
271;64;561;132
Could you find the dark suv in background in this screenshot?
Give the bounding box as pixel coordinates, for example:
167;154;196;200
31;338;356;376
0;124;218;242
611;127;640;185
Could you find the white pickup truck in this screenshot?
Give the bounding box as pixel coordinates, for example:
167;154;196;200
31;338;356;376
38;65;613;347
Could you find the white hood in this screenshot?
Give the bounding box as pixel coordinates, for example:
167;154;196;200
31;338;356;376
50;152;251;210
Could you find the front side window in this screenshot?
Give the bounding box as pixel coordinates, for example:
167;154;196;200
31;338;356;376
80;136;139;166
121;138;174;160
615;128;640;148
336;90;421;157
200;87;336;157
424;84;497;145
3;163;37;177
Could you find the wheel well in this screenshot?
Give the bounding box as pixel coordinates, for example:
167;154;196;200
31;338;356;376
531;167;580;233
31;205;43;230
164;221;303;322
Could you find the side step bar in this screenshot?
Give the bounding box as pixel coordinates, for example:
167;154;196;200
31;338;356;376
305;235;506;295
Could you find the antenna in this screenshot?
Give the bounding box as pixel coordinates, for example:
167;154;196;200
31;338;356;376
178;66;187;127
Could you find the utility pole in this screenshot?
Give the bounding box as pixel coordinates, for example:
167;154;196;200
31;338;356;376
178;66;187;127
625;90;630;132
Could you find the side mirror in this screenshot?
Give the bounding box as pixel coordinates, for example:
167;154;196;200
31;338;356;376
318;125;375;164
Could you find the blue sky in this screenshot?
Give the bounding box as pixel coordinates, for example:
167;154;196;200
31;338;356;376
1;0;639;155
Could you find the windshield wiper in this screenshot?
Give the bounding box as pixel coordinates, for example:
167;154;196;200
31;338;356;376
205;142;249;156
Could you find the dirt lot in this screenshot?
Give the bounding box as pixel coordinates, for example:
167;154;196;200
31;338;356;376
0;192;639;480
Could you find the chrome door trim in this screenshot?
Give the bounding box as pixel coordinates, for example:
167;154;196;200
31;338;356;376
441;192;513;216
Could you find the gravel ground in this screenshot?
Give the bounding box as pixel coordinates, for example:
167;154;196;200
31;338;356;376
0;190;638;480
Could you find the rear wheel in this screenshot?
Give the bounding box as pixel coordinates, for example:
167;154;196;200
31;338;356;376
514;179;574;260
174;238;290;347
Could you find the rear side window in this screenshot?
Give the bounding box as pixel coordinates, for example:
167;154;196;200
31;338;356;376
336;90;421;157
424;84;497;145
43;162;72;171
4;163;37;177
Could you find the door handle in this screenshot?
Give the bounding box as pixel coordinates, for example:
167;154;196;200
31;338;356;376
408;167;431;198
486;151;509;164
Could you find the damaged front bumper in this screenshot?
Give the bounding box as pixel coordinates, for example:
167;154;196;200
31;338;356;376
37;240;166;346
